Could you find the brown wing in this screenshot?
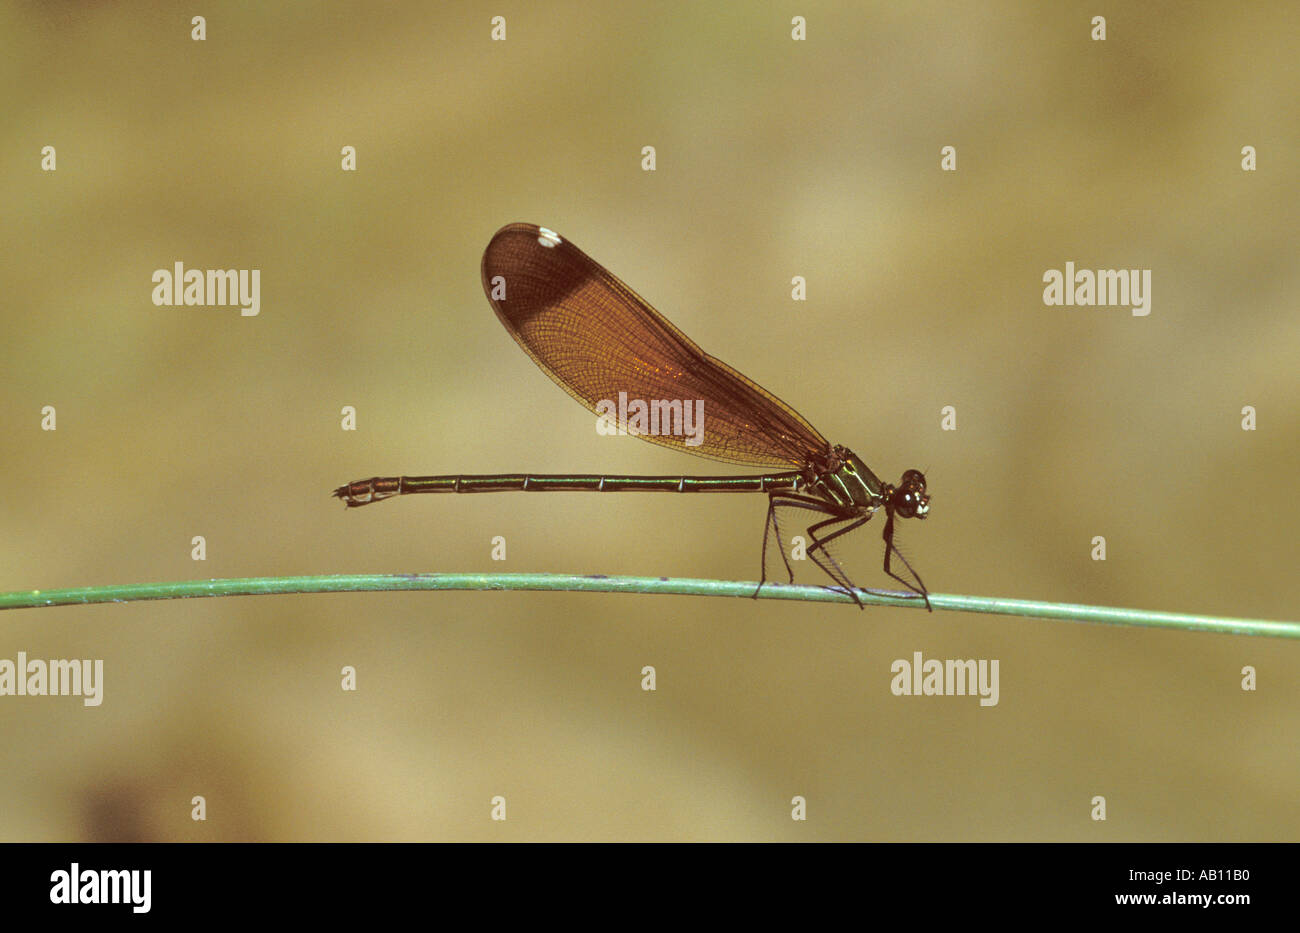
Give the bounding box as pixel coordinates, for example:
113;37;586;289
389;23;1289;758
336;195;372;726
480;223;829;468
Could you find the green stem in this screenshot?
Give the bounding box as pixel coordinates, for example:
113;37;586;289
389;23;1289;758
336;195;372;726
0;574;1294;638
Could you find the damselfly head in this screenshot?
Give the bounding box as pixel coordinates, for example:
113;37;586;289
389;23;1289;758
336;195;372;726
892;469;930;519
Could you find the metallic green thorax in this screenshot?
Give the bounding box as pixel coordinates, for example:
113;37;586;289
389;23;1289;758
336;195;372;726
806;446;887;511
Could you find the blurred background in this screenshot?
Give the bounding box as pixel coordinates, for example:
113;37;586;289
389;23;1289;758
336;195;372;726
2;1;1297;840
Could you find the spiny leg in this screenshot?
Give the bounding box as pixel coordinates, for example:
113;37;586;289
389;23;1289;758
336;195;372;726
881;511;932;611
804;513;874;608
754;492;840;599
754;496;780;598
755;496;784;596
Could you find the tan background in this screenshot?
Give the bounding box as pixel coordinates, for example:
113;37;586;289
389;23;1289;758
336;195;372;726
2;1;1296;840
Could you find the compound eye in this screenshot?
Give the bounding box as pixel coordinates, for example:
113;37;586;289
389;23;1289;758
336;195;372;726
894;491;918;518
901;469;926;487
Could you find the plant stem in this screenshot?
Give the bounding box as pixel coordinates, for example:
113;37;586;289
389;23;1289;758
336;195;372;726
0;573;1294;638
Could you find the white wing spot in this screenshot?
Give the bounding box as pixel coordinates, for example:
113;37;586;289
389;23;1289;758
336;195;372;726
537;227;562;248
